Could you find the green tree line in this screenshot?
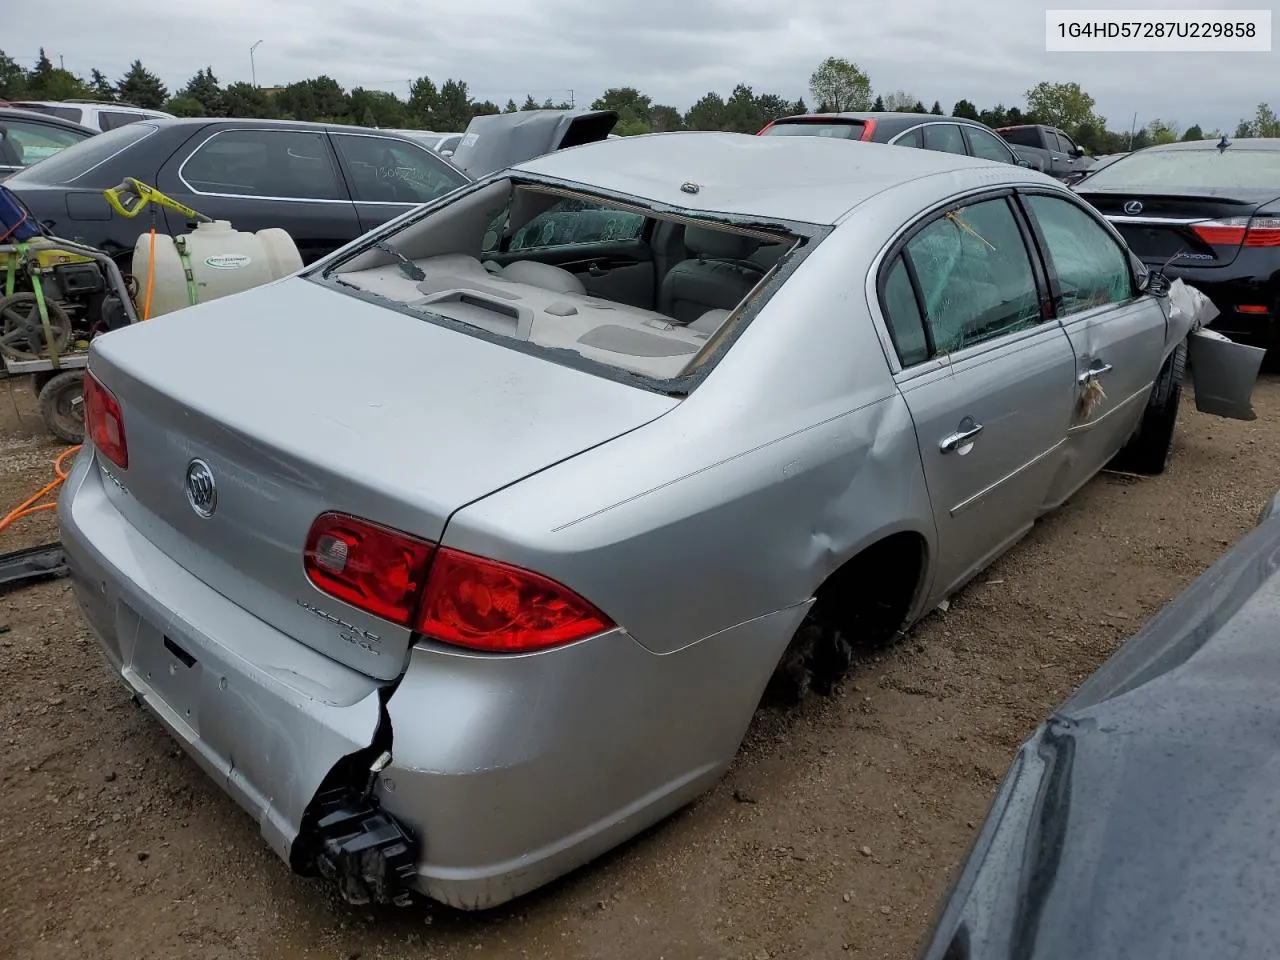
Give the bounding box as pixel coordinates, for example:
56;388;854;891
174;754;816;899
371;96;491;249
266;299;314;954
3;48;1278;155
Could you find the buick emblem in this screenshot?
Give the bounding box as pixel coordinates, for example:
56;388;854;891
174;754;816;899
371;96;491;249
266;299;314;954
1123;200;1143;215
185;459;217;518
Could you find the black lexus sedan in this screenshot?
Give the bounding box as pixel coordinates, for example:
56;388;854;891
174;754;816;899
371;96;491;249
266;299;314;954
1074;138;1280;347
918;486;1280;960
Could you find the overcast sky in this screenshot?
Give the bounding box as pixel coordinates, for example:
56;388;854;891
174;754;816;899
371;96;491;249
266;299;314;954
9;0;1276;133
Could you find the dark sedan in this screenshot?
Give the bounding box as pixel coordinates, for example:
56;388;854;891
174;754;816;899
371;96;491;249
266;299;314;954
2;117;472;264
1074;138;1280;347
918;487;1280;960
0;106;97;179
757;112;1033;169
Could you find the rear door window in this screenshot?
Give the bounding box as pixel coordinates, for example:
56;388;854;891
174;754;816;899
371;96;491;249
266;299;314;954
923;123;967;155
902;197;1043;353
964;126;1014;163
896;128;924;148
332;134;469;204
181;129;345;200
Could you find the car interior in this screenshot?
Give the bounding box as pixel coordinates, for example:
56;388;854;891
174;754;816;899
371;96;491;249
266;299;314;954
324;178;802;380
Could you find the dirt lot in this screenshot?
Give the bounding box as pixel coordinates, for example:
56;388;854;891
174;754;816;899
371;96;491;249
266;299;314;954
1;373;1277;960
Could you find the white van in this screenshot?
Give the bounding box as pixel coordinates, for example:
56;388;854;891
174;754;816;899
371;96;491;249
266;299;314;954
8;99;174;133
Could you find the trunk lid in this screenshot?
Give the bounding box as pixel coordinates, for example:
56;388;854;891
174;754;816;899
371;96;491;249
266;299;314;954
1077;188;1277;268
87;276;677;679
448;109;619;179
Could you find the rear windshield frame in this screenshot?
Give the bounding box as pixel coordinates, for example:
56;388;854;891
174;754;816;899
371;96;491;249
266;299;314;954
307;172;829;398
5;120;158;185
1080;146;1280;192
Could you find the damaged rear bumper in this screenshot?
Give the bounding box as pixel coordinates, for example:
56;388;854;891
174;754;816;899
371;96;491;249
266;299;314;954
57;448;418;903
59;446;809;910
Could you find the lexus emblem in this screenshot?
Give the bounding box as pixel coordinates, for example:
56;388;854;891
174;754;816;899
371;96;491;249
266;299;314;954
185;459;217;518
1123;200;1143;215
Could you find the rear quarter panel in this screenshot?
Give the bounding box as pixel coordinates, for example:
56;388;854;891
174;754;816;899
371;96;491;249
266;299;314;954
439;213;939;655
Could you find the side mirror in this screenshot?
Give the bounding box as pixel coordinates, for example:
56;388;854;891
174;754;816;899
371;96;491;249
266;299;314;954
1143;271;1172;298
1017;158;1033;168
1074;145;1086;158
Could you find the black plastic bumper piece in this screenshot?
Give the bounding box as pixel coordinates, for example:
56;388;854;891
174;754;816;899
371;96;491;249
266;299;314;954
310;785;420;907
0;542;67;592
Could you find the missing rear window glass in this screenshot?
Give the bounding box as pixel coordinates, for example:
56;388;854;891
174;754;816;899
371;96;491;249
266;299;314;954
319;180;803;384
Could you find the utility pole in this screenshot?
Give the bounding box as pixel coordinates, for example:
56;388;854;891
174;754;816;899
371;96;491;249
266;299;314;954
569;89;574;108
250;40;263;87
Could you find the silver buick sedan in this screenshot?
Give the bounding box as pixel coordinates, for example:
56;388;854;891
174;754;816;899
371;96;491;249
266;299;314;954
59;131;1231;910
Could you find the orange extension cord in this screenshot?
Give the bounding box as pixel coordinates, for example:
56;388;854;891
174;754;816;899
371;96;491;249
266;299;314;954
0;444;81;535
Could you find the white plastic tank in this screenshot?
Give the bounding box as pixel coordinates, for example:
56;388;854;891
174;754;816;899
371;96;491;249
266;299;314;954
131;220;303;318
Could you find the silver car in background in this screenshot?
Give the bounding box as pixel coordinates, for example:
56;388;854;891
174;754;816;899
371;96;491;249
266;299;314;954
59;131;1236;911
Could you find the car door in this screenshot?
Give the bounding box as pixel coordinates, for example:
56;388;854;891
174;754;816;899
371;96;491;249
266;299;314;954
328;132;471;234
1018;190;1168;497
154;126;361;264
879;192;1077;598
482;198;656;309
1046;130;1076;179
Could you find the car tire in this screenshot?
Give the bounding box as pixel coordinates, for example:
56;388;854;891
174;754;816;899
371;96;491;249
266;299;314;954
763;609;855;707
38;369;86;444
1109;338;1187;476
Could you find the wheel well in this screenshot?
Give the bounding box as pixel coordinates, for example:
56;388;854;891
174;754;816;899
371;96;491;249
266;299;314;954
812;531;927;648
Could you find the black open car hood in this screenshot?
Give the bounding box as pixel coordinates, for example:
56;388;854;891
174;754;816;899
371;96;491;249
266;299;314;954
447;109;619;179
919;497;1280;960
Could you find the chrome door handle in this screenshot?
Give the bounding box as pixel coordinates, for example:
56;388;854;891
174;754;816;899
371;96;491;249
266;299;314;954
940;422;984;453
1078;362;1114;384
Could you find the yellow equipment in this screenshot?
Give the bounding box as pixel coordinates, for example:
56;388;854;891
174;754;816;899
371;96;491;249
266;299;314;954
103;177;214;224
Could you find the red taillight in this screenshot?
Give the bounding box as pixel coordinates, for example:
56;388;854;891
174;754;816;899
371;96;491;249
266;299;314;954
303;513;612;653
416;547;613;653
83;370;127;468
1237;304;1270;314
1190;216;1280;248
859;118;877;141
1244;216;1280;247
303;512;435;627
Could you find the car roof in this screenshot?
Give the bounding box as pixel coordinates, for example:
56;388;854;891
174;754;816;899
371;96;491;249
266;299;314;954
0;106;98;135
510;130;1040;226
1143;137;1280;152
781;111;981;124
140;116;427;138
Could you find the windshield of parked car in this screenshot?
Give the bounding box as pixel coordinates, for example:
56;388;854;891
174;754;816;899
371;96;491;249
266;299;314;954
318;179;801;387
5;122;154;185
762;120;866;139
1081;147;1280;191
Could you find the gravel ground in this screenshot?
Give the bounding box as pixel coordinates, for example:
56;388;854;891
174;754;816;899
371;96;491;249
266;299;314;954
1;372;1277;960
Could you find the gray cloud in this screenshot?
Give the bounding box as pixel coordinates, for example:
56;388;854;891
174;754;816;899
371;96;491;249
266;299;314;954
8;0;1276;132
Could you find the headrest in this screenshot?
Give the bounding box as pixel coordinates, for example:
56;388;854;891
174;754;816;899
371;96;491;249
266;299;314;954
684;226;760;261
